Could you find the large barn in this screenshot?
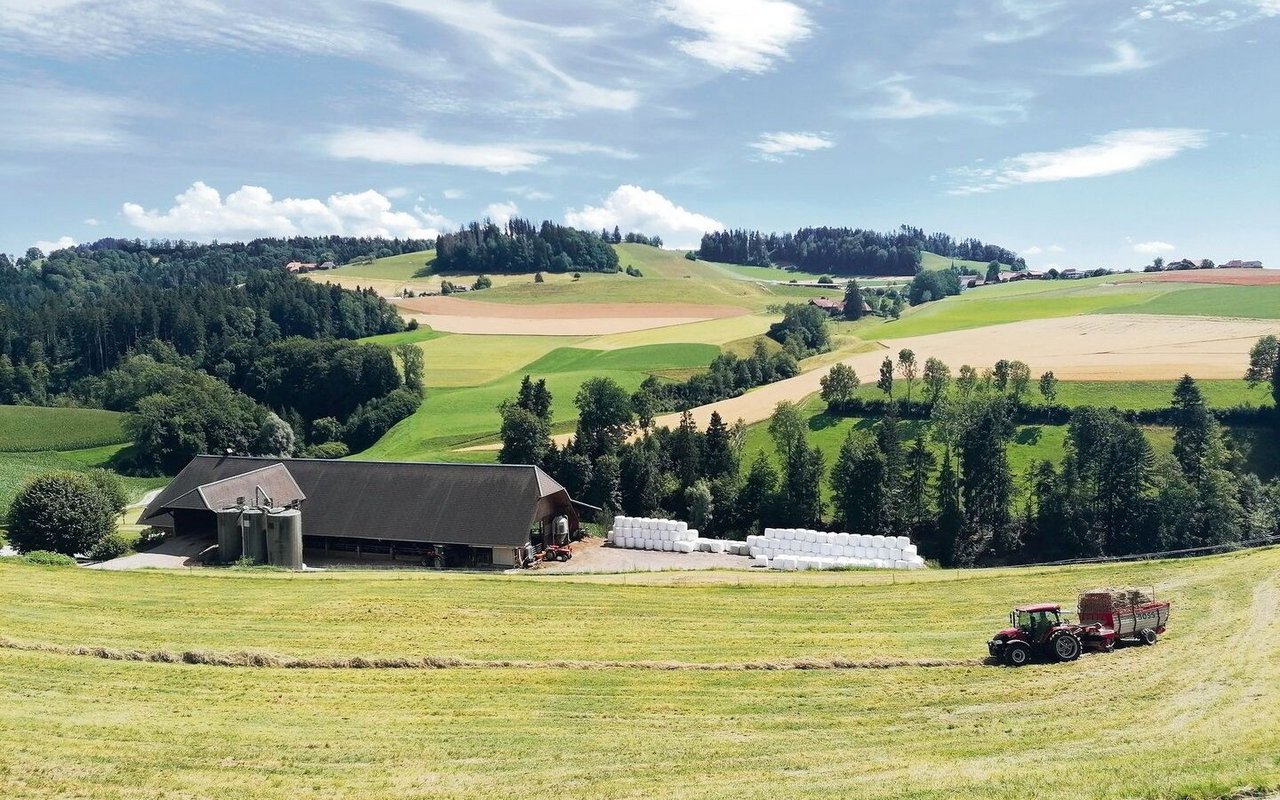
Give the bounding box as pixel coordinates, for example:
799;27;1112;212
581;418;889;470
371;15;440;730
140;455;585;567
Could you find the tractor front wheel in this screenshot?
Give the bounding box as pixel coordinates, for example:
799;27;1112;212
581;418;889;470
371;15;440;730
1005;642;1031;667
1051;632;1081;663
1139;628;1158;646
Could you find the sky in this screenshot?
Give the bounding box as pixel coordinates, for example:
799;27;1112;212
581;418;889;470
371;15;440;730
1;0;1278;269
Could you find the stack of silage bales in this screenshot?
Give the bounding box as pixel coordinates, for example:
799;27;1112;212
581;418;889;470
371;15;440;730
608;516;700;553
606;517;753;556
745;528;926;570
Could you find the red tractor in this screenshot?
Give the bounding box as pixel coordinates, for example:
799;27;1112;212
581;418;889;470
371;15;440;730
988;590;1171;666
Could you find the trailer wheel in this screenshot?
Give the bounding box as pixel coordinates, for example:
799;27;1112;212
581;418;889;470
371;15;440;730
1005;642;1031;667
1139;628;1158;646
1051;632;1081;662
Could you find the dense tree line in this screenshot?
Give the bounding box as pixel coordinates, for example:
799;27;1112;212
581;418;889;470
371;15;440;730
0;236;420;472
434;219;619;274
631;341;799;419
697;225;1024;276
596;226;664;247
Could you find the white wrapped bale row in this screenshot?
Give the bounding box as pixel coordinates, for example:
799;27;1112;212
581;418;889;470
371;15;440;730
751;528;926;570
607;516;697;549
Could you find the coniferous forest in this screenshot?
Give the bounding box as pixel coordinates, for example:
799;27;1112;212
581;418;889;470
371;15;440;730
697;225;1025;276
434;219;620;274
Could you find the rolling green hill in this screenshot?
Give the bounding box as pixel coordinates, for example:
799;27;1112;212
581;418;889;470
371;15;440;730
0;547;1276;798
0;405;131;452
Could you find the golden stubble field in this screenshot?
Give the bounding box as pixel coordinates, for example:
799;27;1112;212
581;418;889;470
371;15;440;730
0;548;1277;799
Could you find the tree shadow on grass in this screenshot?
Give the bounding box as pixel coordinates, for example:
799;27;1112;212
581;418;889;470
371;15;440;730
1014;426;1042;446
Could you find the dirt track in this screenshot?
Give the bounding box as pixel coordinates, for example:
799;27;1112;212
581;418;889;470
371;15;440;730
461;313;1280;450
393;297;751;336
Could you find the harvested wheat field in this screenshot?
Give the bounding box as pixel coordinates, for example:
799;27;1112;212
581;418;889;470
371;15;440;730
1129;268;1280;286
650;313;1278;434
394;296;750;335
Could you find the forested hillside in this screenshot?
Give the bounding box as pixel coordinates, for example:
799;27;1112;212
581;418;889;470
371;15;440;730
698;225;1025;276
434;219;619;274
0;237;422;472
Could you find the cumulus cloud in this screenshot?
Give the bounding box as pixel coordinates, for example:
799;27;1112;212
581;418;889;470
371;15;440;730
658;0;811;73
949;128;1209;195
564;185;723;250
1132;240;1176;254
121;182;445;240
33;236;77;254
484;201;520;225
1022;244;1065;257
750;131;834;161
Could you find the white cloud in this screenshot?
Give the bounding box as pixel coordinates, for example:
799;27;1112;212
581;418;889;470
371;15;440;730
483;201;520;225
442;188;466;200
658;0;811;73
508;186;553;201
0;81;141;151
1133;240;1176;254
321;128;631;173
383;186;411;199
383;0;638;111
949;128;1210;194
750;131;834;161
564;185;723;250
83;218;101;226
33;236;76;254
1083;41;1153;75
1021;246;1043;256
122;181;445;240
857;78;1026;124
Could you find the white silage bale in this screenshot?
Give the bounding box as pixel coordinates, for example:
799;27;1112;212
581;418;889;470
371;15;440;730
674;541;694;554
893;559;908;570
819;543;833;556
753;554;770;568
836;557;851;567
676;520;688;532
687;529;699;540
835;532;850;546
896;536;911;548
662;541;674;552
708;539;725;554
904;544;918;557
769;557;787;570
872;534;885;546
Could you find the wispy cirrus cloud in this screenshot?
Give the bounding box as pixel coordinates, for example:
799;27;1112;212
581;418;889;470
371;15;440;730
856;76;1027;124
1081;41;1153;75
949;128;1210;195
320;128;632;174
658;0;812;73
749;131;834;161
0;81;143;152
122;181;446;239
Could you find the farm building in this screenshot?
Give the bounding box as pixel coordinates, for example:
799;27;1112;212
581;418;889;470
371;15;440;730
140;455;584;568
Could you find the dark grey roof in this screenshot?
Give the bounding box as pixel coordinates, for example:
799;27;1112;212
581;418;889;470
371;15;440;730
160;464;305;513
141;456;577;548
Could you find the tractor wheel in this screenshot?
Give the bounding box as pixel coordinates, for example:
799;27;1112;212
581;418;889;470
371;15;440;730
1139;628;1158;646
1051;632;1081;663
1005;642;1031;667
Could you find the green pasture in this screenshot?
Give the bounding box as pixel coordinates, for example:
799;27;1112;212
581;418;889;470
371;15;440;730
581;314;774;350
0;405;131;452
918;250;1002;274
0;445;167;518
359;343;720;460
0;548;1277;798
1103;284;1280;319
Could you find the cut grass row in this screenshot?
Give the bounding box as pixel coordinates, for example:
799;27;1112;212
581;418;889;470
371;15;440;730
0;549;1276;798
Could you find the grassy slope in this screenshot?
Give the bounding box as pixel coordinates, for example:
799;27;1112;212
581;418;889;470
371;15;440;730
0;445;168;517
0;405;131;452
918;250;999;273
0;548;1277;799
359;342;721;460
1104;284;1280;319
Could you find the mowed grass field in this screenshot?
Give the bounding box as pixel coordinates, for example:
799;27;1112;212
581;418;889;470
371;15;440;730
0;547;1277;799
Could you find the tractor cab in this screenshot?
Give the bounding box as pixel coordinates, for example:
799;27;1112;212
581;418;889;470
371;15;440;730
1011;603;1064;643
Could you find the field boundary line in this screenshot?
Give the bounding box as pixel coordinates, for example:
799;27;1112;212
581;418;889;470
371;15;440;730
0;636;980;672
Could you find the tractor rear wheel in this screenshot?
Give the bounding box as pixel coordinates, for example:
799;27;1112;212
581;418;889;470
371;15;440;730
1139;628;1158;646
1051;632;1081;662
1005;642;1031;667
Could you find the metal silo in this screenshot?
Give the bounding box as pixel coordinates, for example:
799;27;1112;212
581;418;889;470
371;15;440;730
216;508;243;563
240;507;267;564
265;508;304;570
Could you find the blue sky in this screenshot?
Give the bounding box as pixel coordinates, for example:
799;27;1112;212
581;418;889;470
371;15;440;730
2;0;1277;268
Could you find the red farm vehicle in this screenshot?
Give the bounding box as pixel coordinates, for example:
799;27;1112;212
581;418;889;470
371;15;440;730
987;588;1171;666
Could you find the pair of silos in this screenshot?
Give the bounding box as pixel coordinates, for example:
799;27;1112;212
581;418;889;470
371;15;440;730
215;506;303;569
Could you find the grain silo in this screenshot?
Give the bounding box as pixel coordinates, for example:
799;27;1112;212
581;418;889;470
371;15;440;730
240;507;267;564
265;508;303;569
215;508;243;564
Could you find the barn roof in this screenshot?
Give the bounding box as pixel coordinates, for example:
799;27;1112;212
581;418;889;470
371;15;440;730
141;455;577;548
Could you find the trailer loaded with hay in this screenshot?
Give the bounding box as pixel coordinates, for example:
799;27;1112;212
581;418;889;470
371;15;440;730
988;587;1171;666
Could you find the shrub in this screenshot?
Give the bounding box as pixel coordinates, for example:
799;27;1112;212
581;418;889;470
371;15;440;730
472;274;492;290
817;275;834;285
22;550;77;566
87;530;131;561
134;527;170;551
342;387;423;451
534;272;545;283
6;471;116;556
84;468;129;515
304;441;350;459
